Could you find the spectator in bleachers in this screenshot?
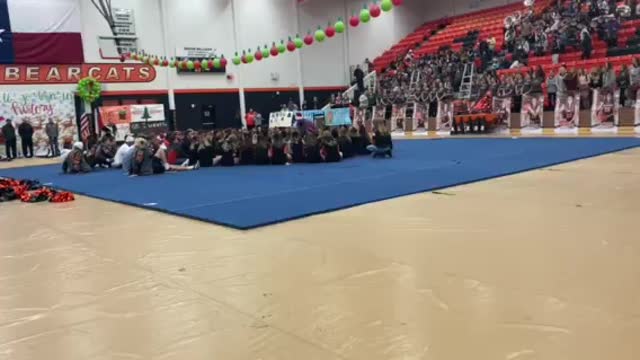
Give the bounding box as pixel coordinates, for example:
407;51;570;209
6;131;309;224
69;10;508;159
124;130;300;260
547;69;558;109
580;25;593;59
578;68;592;109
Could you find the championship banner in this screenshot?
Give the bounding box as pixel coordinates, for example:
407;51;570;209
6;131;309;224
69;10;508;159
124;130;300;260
413;103;428;134
635;90;640;134
520;94;544;135
492;97;511;134
436;100;453;135
591;89;619;133
391;105;406;133
129;104;168;135
0;89;77;157
269;111;294;128
554;93;580;134
98;105;131;141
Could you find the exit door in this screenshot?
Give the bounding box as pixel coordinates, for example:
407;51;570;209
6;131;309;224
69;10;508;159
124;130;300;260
201;104;216;129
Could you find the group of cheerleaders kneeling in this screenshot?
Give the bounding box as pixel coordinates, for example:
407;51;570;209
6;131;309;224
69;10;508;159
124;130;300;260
62;125;394;175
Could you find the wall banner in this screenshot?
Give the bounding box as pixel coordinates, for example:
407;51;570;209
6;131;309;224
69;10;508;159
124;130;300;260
492;97;511;134
436;100;453;135
0;89;78;156
554;93;580;134
520;94;544;135
413;103;428;134
0;64;156;84
391;105;406;134
591;89;619;133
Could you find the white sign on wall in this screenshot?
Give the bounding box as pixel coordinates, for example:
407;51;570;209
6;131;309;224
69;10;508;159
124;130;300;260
176;47;218;59
131;104;165;123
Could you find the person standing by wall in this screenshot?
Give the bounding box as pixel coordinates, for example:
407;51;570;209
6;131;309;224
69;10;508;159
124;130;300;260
18;120;34;158
354;65;365;93
45;118;60;157
1;119;17;159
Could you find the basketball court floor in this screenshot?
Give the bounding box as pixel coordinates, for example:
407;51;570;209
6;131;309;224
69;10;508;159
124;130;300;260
1;142;639;360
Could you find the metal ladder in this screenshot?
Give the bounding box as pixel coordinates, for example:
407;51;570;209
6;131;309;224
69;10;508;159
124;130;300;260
410;69;421;89
459;63;475;99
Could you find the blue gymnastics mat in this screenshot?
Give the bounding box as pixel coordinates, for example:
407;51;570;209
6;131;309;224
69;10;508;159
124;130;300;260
1;138;639;230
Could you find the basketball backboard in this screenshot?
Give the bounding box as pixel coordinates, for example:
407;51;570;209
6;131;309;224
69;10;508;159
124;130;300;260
98;36;138;60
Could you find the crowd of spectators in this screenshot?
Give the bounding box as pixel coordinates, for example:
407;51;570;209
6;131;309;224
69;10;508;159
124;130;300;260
325;0;640;116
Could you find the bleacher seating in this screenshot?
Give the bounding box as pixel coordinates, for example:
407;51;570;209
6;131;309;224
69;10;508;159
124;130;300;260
372;0;640;78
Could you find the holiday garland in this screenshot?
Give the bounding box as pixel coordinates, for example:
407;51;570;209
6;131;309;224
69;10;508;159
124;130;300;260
77;77;102;103
122;0;401;70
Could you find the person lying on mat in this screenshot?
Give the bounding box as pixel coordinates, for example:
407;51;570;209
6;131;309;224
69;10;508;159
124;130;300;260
113;135;135;168
367;125;393;158
130;138;154;176
153;138;198;173
62;142;92;174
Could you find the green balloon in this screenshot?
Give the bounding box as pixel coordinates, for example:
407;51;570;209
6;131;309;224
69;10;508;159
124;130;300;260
213;58;221;68
360;9;371;23
201;59;209;69
169;60;176;68
315;29;326;42
335;20;346;33
262;47;270;58
232;56;241;65
381;0;393;12
186;60;194;70
246;53;254;63
277;42;286;53
294;37;304;48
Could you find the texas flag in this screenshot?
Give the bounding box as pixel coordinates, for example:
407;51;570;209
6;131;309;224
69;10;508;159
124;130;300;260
0;0;84;64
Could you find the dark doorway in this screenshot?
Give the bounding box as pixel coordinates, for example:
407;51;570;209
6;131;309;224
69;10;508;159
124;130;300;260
201;104;216;129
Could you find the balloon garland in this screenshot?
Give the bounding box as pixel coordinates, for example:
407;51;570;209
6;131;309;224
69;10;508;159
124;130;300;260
122;0;400;69
77;77;102;103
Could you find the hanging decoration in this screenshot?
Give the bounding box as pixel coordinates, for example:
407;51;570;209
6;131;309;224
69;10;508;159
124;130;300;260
277;40;286;53
304;31;314;45
246;50;255;63
315;26;326;42
350;15;360;27
370;3;382;17
123;2;401;68
77;77;102;103
287;37;297;52
360;6;371;23
270;42;279;56
326;22;336;38
335;18;346;33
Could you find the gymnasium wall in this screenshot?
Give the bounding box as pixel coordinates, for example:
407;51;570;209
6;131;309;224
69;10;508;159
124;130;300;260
77;0;428;93
423;0;521;22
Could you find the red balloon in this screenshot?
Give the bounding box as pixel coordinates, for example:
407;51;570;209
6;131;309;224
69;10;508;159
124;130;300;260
287;41;296;52
326;25;336;37
270;46;279;56
370;4;382;17
162;59;169;67
180;61;188;70
304;34;314;45
255;50;263;61
194;60;201;70
153;58;160;66
392;0;403;5
119;55;126;63
350;16;360;27
241;55;247;64
220;57;228;67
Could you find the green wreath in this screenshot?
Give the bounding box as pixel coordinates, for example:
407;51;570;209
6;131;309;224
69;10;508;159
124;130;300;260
77;77;102;103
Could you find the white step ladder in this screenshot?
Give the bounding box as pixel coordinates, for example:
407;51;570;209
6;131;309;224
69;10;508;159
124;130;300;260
459;63;475;99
